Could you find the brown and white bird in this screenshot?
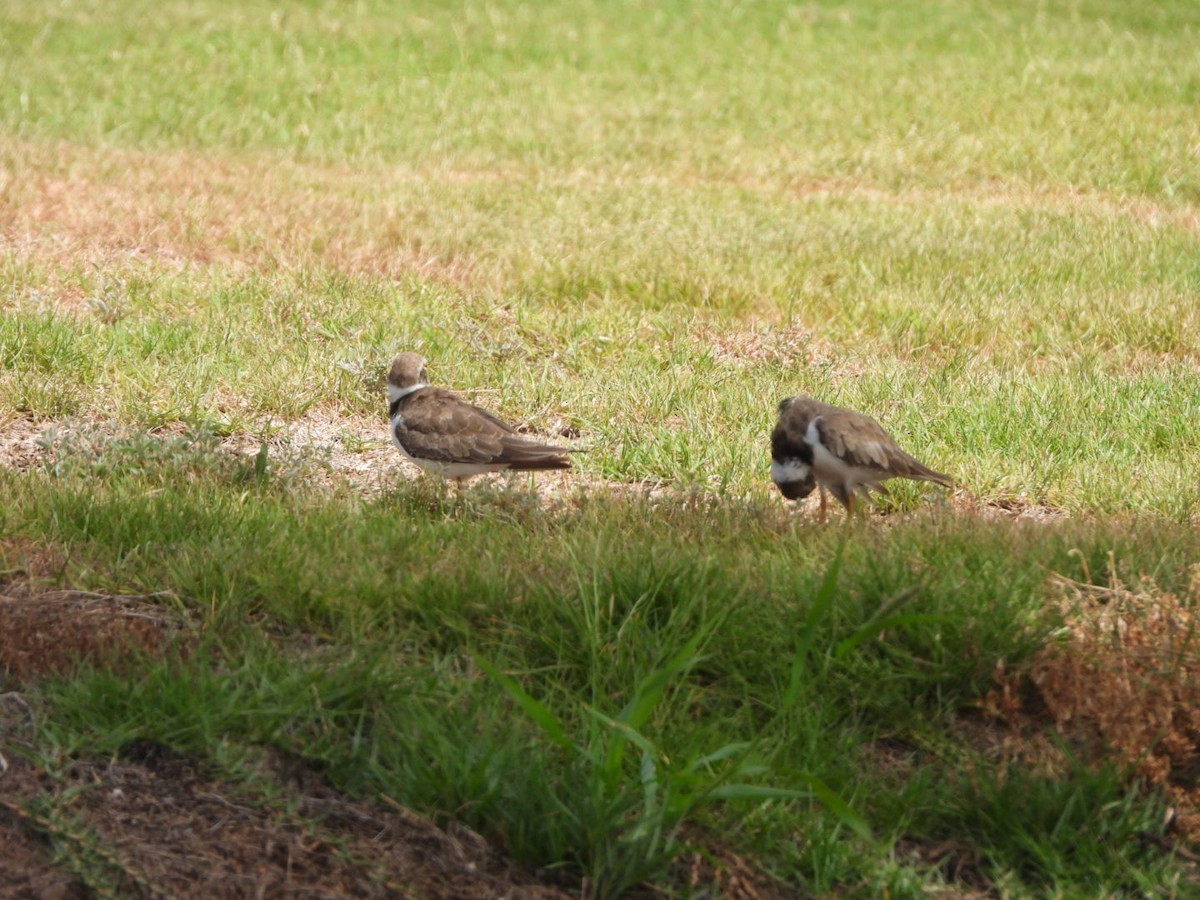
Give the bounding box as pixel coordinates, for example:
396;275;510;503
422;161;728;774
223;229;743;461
387;352;574;483
771;396;953;521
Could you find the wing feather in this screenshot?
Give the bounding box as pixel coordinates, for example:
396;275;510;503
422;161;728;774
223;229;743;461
816;410;952;485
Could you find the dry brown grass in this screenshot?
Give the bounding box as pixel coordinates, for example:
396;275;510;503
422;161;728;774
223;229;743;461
985;559;1200;841
673;825;806;900
0;584;183;682
0;139;489;289
695;319;856;373
4;137;1196;301
545;162;1200;239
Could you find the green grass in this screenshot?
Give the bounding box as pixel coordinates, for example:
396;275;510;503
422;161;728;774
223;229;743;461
3;0;1200;894
3;0;1197;194
4;453;1199;894
2;273;1197;512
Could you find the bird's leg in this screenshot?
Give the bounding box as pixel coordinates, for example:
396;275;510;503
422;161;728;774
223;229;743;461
865;483;889;511
818;486;828;524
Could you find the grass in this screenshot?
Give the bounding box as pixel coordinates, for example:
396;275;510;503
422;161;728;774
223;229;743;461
2;0;1200;895
4;453;1199;894
2;275;1197;512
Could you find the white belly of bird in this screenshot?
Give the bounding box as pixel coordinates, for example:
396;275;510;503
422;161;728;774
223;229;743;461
805;419;887;493
416;459;506;478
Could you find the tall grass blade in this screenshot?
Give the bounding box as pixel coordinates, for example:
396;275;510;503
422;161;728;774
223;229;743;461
600;632;705;787
783;541;846;709
474;656;571;750
833;613;951;659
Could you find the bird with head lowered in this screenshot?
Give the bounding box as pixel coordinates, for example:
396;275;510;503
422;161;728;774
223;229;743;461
771;396;953;522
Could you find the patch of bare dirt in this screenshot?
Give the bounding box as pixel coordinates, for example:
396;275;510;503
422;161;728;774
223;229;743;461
696;319;857;375
2;412;1080;526
221;411;398;494
0;416;55;471
0;413;394;490
0;413;587;507
951;492;1070;524
0;741;570;899
0;794;86;900
768;485;1060;526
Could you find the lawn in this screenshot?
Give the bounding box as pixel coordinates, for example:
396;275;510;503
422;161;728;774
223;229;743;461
2;0;1199;896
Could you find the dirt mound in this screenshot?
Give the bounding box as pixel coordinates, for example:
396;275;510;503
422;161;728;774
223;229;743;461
0;582;571;898
0;740;570;899
0;586;180;682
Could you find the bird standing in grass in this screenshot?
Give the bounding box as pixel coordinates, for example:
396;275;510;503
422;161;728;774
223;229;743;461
387;352;575;484
771;396;953;522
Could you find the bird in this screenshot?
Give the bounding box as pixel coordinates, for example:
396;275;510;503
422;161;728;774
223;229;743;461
771;396;953;522
387;352;575;484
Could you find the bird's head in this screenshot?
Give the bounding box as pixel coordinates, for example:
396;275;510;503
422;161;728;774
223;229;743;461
388;352;430;402
776;474;817;501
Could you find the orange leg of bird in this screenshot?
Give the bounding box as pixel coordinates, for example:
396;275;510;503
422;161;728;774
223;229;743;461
818;487;828;524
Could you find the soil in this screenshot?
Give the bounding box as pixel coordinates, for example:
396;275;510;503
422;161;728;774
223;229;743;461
0;740;572;899
0;582;806;899
0;580;573;899
0;413;1064;522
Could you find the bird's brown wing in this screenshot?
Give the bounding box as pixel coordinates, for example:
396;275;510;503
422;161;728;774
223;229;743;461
456;400;573;466
817;410;952;485
396;389;571;467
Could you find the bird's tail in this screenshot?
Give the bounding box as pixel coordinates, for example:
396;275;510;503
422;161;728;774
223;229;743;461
500;436;577;471
905;457;954;488
507;455;572;471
